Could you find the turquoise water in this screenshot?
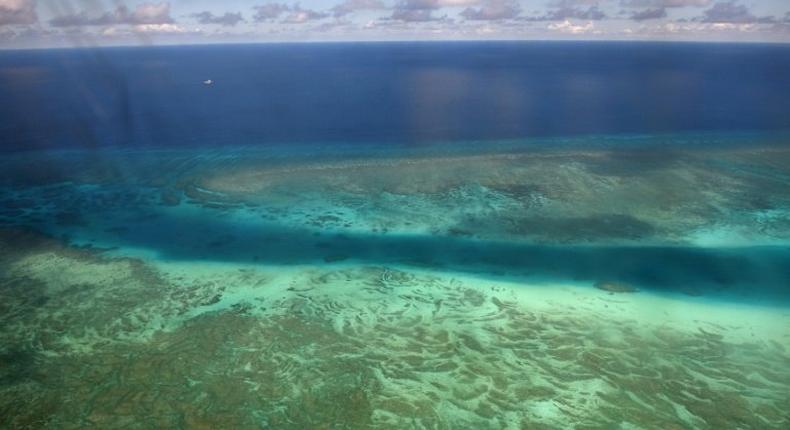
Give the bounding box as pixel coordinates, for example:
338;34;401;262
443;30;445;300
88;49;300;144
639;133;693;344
1;132;789;428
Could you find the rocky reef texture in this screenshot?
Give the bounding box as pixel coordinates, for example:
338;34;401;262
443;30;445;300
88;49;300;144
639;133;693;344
2;135;790;428
1;228;789;429
2;135;790;250
179;141;790;246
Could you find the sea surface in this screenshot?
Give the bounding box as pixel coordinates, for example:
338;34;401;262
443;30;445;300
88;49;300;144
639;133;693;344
1;42;790;428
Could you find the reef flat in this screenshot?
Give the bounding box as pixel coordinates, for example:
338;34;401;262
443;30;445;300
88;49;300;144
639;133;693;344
1;133;790;428
1;227;789;428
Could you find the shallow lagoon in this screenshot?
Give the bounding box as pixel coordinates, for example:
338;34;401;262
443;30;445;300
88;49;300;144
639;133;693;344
1;133;789;428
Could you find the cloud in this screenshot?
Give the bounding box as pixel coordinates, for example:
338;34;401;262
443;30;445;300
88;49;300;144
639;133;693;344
191;11;244;27
621;0;711;7
630;8;667;20
252;3;327;23
133;23;189;34
523;5;607;21
0;24;54;42
282;6;329;24
423;0;481;6
699;1;775;24
550;0;600;5
331;0;386;18
389;0;441;22
621;0;712;22
133;2;172;23
655;20;770;35
460;0;520;21
97;22;201;38
253;3;292;22
0;0;36;25
547;19;596;34
548;0;603;7
387;0;487;22
390;9;436;22
49;2;174;27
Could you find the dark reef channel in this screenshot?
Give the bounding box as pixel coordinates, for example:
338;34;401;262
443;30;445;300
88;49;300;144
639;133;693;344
14;214;790;305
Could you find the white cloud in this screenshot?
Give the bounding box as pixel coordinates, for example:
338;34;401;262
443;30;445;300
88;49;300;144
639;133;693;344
134;23;188;34
4;0;790;47
282;6;329;24
650;20;770;35
547;19;596;34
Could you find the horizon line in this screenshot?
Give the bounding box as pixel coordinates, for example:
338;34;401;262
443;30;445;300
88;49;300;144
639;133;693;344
3;37;790;52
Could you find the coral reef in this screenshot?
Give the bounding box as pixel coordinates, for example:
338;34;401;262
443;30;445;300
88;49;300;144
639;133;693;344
2;135;790;428
1;230;788;428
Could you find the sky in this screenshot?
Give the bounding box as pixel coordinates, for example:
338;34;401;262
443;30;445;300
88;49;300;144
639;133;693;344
1;0;789;48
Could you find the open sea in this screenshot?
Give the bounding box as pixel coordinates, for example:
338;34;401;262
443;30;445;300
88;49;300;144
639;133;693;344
1;42;790;428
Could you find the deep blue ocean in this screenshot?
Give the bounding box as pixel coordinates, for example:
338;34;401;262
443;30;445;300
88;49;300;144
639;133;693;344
2;42;790;151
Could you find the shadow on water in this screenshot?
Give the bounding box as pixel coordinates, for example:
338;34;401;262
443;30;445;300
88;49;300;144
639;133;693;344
61;208;790;305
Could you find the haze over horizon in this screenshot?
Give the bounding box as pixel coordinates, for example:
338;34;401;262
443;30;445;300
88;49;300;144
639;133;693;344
1;0;790;49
